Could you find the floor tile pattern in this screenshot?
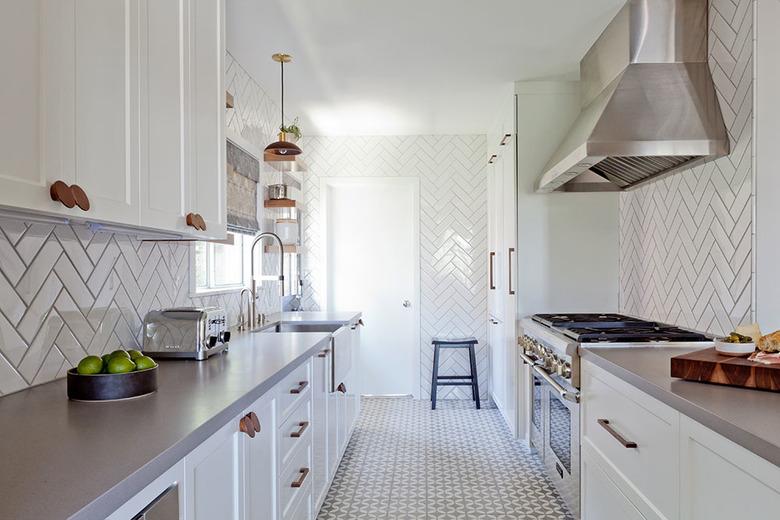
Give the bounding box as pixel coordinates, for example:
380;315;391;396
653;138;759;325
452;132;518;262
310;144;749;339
318;398;572;520
298;136;489;400
619;0;753;336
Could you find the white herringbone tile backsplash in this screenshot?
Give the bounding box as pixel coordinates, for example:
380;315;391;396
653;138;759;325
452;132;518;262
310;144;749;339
0;52;280;395
298;136;488;399
619;0;753;336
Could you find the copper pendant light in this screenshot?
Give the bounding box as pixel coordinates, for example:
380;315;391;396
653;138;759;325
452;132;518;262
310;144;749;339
265;53;302;156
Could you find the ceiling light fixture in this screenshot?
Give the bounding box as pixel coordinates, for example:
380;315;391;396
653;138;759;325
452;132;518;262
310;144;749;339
264;53;302;157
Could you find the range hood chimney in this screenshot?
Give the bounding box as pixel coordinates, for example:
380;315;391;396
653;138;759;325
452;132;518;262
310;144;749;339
537;0;729;193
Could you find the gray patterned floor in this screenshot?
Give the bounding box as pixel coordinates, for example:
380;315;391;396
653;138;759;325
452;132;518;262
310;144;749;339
318;398;573;520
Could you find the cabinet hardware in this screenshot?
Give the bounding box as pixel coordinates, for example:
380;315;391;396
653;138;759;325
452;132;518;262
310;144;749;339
290;380;308;394
50;181;76;208
597;419;637;448
291;467;310;488
500;133;512;146
248;412;261;433
337;382;346;394
290;421;309;438
508;247;515;295
489;252;496;290
226;91;234;109
317;349;330;358
71;184;90;211
488;154;497;165
186;213;207;231
239;416;255;438
531;364;579;403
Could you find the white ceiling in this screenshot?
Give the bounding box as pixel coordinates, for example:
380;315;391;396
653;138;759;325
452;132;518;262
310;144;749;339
226;0;625;136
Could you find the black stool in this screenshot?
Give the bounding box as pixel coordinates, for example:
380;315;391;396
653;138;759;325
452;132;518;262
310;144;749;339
430;337;480;410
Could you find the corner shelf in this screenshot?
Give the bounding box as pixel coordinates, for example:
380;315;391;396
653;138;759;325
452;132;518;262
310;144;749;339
264;199;296;208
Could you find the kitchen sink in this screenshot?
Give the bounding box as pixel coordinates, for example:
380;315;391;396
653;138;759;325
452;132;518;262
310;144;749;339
253;322;343;334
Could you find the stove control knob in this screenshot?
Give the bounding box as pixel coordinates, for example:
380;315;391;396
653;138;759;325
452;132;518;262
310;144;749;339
560;362;572;379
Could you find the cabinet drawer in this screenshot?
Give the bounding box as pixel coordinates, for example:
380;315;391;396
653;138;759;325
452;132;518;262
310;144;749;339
278;436;312;519
285;479;312;520
277;360;312;422
279;395;312;469
582;443;647;520
582;360;679;520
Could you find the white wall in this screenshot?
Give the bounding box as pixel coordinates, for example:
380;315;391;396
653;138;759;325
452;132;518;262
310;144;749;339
298;135;489;399
515;81;620;317
755;0;780;332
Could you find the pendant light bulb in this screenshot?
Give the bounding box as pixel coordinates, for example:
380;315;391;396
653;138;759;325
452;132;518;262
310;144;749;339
265;53;302;157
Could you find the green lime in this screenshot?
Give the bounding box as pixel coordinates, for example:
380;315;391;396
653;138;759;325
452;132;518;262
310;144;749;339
101;353;112;365
127;349;144;360
107;356;136;374
110;349;131;359
134;356;157;371
77;356;104;375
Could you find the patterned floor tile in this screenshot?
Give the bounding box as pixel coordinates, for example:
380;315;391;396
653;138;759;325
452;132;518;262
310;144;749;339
318;398;573;520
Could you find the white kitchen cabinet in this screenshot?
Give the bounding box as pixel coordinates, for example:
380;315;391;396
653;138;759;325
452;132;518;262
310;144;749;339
581;359;780;520
0;0;225;238
243;394;277;520
106;461;184;520
487;95;518;436
0;0;139;224
312;346;331;510
185;418;242;520
679;415;780;519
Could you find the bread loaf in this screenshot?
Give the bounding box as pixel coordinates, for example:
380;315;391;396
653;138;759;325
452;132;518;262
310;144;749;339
758;331;780;353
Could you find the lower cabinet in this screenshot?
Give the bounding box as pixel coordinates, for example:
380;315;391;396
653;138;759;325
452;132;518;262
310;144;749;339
185;420;242;519
112;336;361;520
581;359;780;520
244;394;277;520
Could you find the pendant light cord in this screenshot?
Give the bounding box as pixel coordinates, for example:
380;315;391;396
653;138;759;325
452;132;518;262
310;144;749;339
280;60;285;129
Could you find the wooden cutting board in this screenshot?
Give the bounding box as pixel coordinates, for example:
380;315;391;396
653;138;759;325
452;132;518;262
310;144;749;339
671;347;780;392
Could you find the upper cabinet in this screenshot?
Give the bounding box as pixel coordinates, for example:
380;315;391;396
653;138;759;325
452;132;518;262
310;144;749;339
0;0;226;239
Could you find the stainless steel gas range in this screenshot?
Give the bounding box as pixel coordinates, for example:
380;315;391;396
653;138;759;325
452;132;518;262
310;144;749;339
518;313;710;519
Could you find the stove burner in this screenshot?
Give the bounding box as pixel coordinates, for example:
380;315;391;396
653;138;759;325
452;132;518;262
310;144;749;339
532;313;657;329
561;326;709;343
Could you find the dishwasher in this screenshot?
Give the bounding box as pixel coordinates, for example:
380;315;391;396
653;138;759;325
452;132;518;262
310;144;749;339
131;484;179;520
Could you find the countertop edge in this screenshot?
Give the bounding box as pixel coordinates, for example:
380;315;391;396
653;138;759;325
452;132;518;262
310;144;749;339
581;349;780;468
69;333;332;520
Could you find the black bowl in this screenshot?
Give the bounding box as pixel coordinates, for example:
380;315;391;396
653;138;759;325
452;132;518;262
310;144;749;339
67;366;158;401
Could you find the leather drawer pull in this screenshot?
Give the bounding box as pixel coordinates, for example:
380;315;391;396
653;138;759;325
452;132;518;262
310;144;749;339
290;380;308;394
337;382;346;394
239;415;255;438
598;419;637;448
291;467;309;488
317;349;330;358
186;213;207;231
290;421;309;438
248;412;261;433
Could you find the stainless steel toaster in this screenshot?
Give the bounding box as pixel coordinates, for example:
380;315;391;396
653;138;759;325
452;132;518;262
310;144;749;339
142;307;230;360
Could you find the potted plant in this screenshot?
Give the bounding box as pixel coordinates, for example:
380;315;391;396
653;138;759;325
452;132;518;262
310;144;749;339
280;117;302;142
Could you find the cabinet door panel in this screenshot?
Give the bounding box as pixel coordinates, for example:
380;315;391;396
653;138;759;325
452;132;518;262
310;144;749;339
186;421;241;520
312;350;330;510
73;0;138;224
680;416;780;520
245;396;277;520
139;0;188;233
189;0;226;238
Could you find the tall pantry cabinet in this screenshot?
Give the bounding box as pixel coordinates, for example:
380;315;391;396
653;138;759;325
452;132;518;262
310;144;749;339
487;94;518;437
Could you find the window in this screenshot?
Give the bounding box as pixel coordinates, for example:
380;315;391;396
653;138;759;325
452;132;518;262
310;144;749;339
194;233;254;293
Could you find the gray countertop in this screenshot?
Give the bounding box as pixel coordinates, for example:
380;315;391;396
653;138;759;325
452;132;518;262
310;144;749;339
0;328;336;520
583;346;780;467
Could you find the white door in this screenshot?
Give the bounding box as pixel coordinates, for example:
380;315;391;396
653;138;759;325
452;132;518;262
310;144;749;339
323;177;420;397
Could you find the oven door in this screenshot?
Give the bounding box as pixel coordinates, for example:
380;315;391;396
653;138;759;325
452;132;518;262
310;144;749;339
529;371;545;454
535;365;580;519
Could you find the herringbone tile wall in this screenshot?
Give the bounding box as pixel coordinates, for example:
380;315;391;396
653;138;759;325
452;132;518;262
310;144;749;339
619;0;754;336
0;52;279;395
298;136;488;399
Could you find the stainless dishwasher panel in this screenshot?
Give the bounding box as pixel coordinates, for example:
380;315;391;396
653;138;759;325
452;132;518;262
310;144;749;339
132;484;178;520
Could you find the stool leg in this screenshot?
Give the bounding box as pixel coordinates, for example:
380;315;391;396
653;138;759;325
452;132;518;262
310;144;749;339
431;344;440;410
469;344;480;409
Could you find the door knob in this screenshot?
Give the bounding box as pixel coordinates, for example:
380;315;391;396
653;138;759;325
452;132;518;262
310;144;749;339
402;300;411;308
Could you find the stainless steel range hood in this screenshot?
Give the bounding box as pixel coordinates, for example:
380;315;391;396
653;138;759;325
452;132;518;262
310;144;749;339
537;0;729;193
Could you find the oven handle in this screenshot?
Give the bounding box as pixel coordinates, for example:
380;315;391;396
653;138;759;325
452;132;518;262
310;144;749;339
531;363;580;404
